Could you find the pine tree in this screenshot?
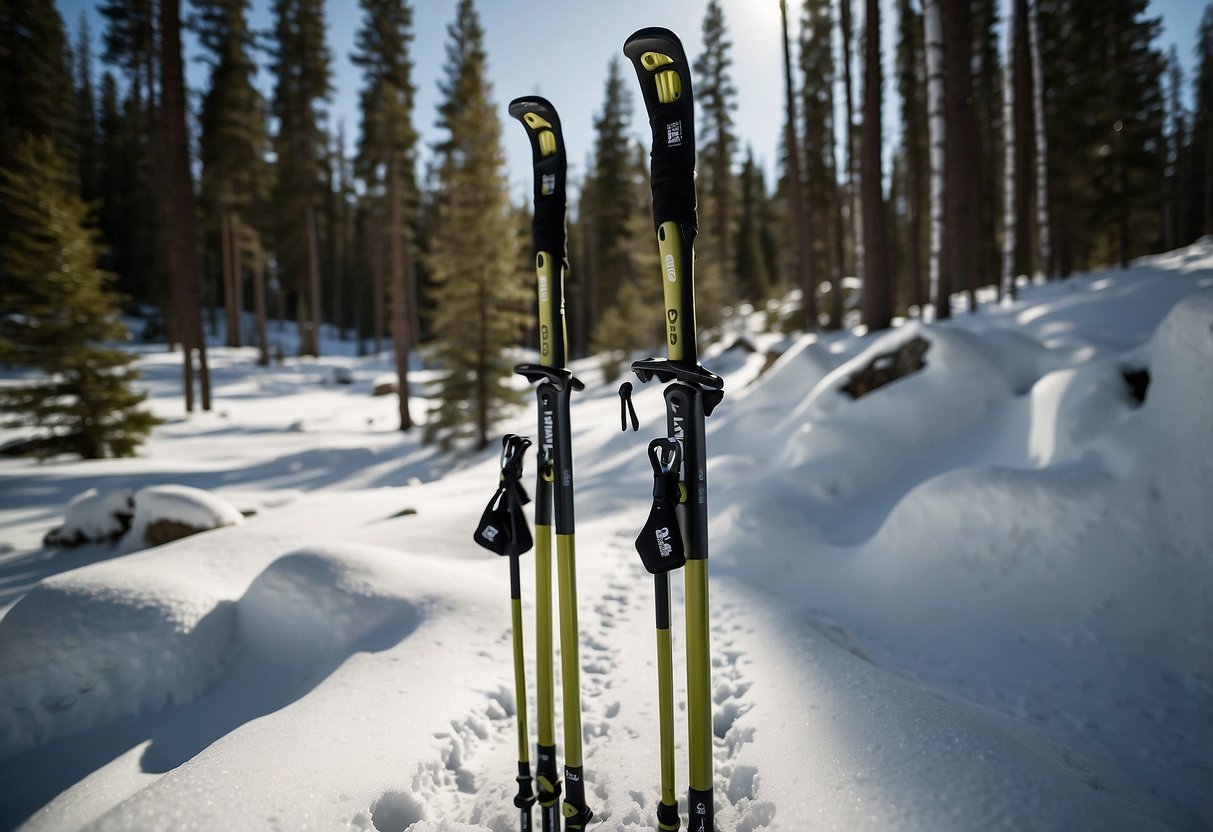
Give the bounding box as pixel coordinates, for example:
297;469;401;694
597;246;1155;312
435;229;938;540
735;146;775;300
0;0;74;167
1163;46;1186;249
583;56;636;343
424;0;528;450
195;0;267;352
696;0;738;326
99;0;165;330
74;12;100;204
270;0;331;356
590;145;663;380
940;0;978;313
1037;0;1164;272
0;137;159;459
353;0;418;432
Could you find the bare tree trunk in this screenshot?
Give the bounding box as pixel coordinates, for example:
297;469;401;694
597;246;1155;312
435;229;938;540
1001;0;1018;300
861;0;892;331
161;0;210;411
942;0;977;315
388;159;412;432
231;213;244;344
1027;0;1053;278
924;0;947;318
253;243;269;366
780;0;817;329
840;0;862;287
304;201;322;356
370;221;385;354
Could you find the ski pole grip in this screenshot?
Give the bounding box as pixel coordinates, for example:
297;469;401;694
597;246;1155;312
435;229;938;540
509;96;569;369
622;28;697;235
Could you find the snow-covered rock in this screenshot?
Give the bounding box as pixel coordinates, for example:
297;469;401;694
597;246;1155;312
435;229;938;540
121;484;244;548
44;488;134;547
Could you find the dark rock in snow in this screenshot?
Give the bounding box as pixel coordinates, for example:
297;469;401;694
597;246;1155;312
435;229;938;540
842;336;930;400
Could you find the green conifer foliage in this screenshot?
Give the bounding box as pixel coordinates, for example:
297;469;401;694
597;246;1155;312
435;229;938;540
0;137;159;459
424;0;528;450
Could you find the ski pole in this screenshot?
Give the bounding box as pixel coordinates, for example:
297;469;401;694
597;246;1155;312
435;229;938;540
474;434;538;832
622;27;726;832
508;96;592;832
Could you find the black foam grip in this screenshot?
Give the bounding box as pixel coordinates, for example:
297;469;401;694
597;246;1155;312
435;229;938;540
508;96;568;266
623;28;697;234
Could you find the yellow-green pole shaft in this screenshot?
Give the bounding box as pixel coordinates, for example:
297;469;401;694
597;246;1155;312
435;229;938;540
555;533;583;769
685;559;712;794
511;595;530;764
655;572;680;831
535;526;556;750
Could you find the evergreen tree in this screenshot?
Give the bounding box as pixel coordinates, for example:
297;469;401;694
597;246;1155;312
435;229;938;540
590;145;663;380
424;0;528;449
735;146;775;300
270;0;331;356
353;0;418;432
195;0;267;351
697;0;738;326
0;137;159;459
74;12;100;204
940;0;978;314
0;0;73;167
582;56;635;342
1037;0;1165;272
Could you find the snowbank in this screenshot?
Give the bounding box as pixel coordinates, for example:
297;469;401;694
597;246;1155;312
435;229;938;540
44;488;134;546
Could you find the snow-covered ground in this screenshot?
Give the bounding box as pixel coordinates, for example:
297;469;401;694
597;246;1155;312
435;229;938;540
1;243;1211;831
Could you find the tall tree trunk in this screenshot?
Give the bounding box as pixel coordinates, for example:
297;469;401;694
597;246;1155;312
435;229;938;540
1027;0;1053;278
370;221;385;354
861;0;892;331
840;0;861;285
1001;0;1018;300
230;212;244;344
253;243;269;366
942;0;977;315
304;200;321;356
387;158;412;432
924;0;948;318
161;0;210;411
1013;0;1032;286
780;0;816;329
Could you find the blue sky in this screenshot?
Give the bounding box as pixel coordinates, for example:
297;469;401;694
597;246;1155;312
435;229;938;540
59;0;1208;203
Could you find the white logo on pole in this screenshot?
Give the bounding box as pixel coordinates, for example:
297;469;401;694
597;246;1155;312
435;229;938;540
483;525;499;541
667;120;683;147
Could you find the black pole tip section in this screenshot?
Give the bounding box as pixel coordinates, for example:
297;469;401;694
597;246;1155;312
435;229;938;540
561;765;593;830
636;438;687;574
686;787;714;832
657;799;681;831
474;434;534;556
515;762;537;809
